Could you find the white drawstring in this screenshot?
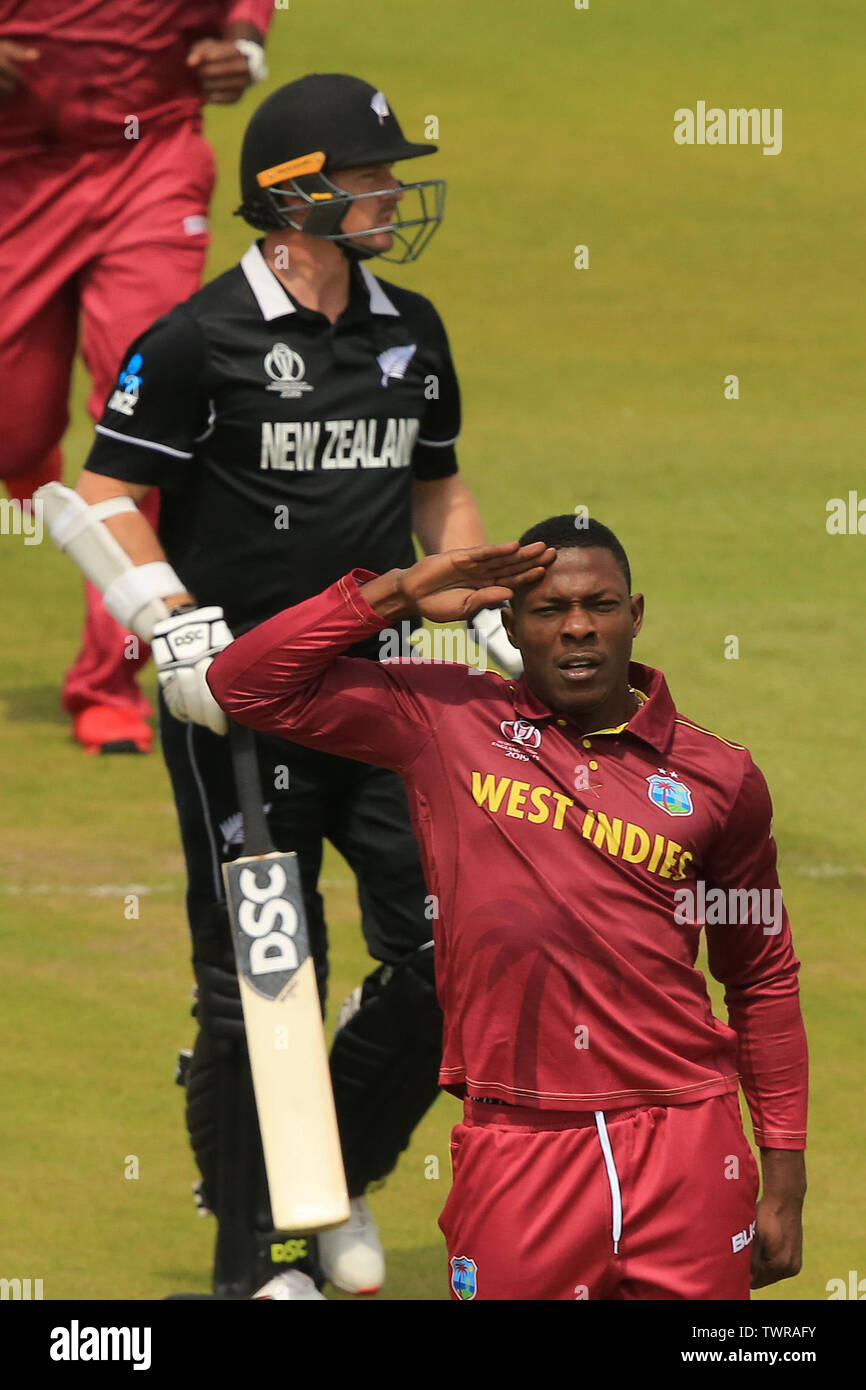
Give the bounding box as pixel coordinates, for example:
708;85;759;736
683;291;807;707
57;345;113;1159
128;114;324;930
594;1111;623;1254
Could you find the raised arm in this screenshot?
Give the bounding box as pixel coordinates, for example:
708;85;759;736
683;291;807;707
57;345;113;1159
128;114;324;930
207;542;555;768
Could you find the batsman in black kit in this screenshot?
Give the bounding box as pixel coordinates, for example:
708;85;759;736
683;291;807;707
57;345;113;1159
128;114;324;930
59;75;521;1298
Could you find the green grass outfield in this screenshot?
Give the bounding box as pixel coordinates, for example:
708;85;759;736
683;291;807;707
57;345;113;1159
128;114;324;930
1;0;863;1302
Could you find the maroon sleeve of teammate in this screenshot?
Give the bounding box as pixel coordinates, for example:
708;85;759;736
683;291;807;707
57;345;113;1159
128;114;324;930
208;569;459;772
703;757;808;1151
224;0;276;38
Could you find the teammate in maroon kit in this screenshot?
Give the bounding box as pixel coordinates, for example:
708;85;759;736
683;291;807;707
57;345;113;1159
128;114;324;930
206;516;808;1301
0;0;273;753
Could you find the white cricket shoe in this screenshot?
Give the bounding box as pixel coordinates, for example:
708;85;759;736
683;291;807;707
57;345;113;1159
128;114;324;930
253;1271;326;1300
319;1197;385;1295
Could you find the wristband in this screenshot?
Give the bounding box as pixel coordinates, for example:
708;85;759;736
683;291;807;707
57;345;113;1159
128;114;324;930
234;39;268;84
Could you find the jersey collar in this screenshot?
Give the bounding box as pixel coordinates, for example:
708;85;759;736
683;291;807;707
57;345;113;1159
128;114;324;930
357;263;400;315
240;242;401;321
241;242;295;320
507;661;677;754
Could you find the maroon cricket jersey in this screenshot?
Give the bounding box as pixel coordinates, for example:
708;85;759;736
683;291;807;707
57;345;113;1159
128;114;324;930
0;0;274;154
208;571;808;1150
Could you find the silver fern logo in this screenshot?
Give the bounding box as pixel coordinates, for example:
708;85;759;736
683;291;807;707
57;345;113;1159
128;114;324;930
377;344;416;387
220;807;272;854
370;90;390;124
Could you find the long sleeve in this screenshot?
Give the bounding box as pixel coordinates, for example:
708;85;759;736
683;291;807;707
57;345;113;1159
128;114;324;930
207;569;463;773
224;0;276;38
704;756;808;1149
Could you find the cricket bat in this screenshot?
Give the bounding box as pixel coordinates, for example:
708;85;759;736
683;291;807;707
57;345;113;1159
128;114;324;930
223;722;350;1234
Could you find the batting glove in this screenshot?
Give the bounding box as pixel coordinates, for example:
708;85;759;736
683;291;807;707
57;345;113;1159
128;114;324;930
192;957;244;1040
469;607;524;679
151;606;233;735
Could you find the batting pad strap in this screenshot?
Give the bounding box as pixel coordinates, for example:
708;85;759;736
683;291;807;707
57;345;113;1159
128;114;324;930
89;495;138;523
48;492;137;549
104;562;184;633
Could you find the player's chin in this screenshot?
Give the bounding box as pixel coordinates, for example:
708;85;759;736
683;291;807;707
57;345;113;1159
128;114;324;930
550;669;612;714
346;232;397;259
356;228;394;253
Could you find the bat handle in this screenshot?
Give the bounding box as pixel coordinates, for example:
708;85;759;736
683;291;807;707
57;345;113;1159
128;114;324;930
227;721;274;857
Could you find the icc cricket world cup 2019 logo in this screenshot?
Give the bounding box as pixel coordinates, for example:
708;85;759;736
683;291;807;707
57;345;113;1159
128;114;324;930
264;342;314;398
450;1255;478;1300
499;720;542;750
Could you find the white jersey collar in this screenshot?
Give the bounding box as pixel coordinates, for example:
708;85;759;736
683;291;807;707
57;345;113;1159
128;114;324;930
358;264;401;316
241;242;401;320
241;243;295;320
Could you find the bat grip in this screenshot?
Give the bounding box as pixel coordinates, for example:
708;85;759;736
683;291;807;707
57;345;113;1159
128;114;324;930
227;721;274;857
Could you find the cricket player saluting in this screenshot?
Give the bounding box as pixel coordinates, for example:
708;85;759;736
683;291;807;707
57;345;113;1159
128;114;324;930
207;517;808;1301
38;75;519;1299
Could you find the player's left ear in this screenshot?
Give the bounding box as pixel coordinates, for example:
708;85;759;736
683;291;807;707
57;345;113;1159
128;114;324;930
500;604;521;650
630;593;645;638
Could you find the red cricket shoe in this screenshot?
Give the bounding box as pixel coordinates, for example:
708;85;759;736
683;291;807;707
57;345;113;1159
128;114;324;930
73;704;153;755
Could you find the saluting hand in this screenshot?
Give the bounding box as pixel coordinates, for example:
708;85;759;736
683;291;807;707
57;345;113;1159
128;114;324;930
362;541;556;626
0;40;39;100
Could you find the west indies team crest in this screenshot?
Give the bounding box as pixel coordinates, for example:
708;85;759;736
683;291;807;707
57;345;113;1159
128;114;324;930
646;769;694;818
450;1255;478;1300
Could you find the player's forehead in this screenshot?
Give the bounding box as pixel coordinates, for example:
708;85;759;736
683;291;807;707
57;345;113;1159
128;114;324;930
525;546;628;599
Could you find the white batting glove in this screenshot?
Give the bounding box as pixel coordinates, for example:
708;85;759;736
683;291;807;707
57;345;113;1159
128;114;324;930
469;607;524;678
151;606;233;735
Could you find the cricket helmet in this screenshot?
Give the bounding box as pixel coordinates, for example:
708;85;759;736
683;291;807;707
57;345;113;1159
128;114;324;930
236;74;445;263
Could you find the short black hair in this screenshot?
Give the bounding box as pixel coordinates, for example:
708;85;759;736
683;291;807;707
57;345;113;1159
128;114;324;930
517;515;632;591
